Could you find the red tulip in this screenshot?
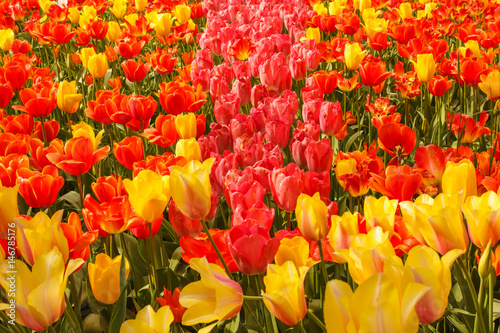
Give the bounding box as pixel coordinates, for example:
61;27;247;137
304;138;334;173
142;115;179;148
13;87;57;118
414;144;447;184
269;163;304;213
121;59;151;82
377;122;416;158
226;225;279;275
168;199;203;238
446;112;491;144
34;120;59;143
91;175;128;204
428;75;453;97
61;212;98;265
156;288;187;323
113;136;144;169
129;215;162;239
115;37;146;59
0;154;29;187
0;84;14;107
369;165;423;202
359;58;392;87
231;202;275;232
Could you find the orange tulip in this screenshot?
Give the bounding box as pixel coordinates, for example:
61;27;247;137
17;165;64;208
113;136;144;169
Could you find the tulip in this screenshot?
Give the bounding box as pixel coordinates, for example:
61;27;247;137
359;59;391;87
154;13;174;36
347;227;400;284
106;21;121;42
175;138;201;161
462;191;500;249
377;123;416;158
88;53;108;79
16;210;69;266
324;273;429;333
411;53;436;83
441;159;477;201
121;59;151;82
169;158;214;221
68;7;80;24
400;193;469;255
274;236;318;269
269;163;305;213
156;287;187;323
319;101;344;137
446;112;490;144
57;80;83;113
135;0;147;11
428;75;453;97
80;47;97;69
113;136;144;169
179;257;243;331
364;196;398;237
404;246;462;324
295;192;329;241
168;199;203;237
173;4;191;24
328;211;360;262
0;248;83;331
262;261;309;326
0;29;14;51
226;225;279;275
88;253;130;304
344;43;366;70
123;170;170;223
231;202;275;232
0;83;14;108
14;87;57;118
0;183;19;239
17;165;64;208
175;113;197;139
110;0;127;18
478;70;500;100
61;212;98;264
120;305;174;333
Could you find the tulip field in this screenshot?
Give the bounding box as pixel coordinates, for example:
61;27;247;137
2;0;500;332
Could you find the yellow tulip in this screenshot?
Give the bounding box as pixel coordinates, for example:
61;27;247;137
154;13;174;37
395;2;413;19
80;47;97;69
106;21;122;43
0;29;14;52
79;6;97;28
120;305;174;333
411;53;436;83
179;257;243;333
68;7;80;24
135;0;147;12
361;7;381;22
328;211;360;263
110;0;127;19
313;3;328;15
462;191;500;249
39;0;54;13
173;4;191;25
0;248;83;331
274;236;319;269
324;273;429;333
57;81;83;113
363;18;388;38
479;70;500;101
402;246;462;325
295;192;329;241
72;122;104;150
344;43;366;71
175;138;201;161
302;27;321;44
364;196;398;237
399;193;469;255
169;158;214;220
88;53;108;79
145;11;159;24
441;159;477;201
328;0;345;15
0;183;18;239
346;227;400;284
88;253;130;304
478;241;493;279
123;170;170;223
15;210;69;266
358;0;372;12
175;113;197;139
262;261;309;326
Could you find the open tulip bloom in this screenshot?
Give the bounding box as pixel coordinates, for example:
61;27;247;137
3;0;500;332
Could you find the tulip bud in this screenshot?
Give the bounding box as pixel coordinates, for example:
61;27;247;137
0;29;14;51
173;4;191;24
88;53;108;79
295;192;330;241
106;21;121;43
479;241;493;279
175;113;197;139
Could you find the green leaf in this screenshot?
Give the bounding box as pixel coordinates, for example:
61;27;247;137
108;257;128;333
344;130;363;152
58;191;82;210
224;313;241;333
443;308;475;317
446;315;470;333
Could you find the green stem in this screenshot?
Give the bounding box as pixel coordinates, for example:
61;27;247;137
489;271;495;333
297;320;307;333
458;258;487;333
423;324;430;333
69;274;82;327
307;310;327;332
201;219;233;278
77;174;84;208
40;116;48;146
317;240;329;284
243;295;264;301
149;224;158;300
